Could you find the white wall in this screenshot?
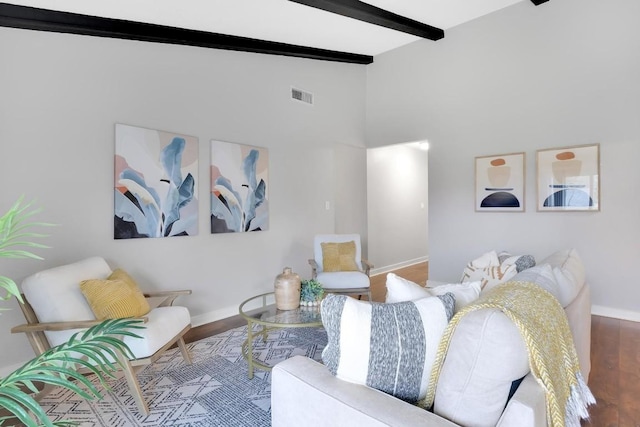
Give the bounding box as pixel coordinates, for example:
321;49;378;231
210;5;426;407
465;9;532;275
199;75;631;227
366;0;640;318
367;143;428;271
334;144;368;250
0;27;366;371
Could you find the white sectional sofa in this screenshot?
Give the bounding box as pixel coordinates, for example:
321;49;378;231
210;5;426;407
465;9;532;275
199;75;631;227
271;249;591;427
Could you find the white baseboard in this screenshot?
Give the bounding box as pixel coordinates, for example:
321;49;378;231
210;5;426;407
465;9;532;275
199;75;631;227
190;294;276;328
370;256;429;276
190;305;241;328
591;305;640;322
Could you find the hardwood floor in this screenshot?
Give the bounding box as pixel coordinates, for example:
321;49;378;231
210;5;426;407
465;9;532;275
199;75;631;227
587;316;640;426
184;262;639;425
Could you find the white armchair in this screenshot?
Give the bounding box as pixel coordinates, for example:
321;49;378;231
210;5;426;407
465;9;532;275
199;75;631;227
11;256;193;415
309;234;373;301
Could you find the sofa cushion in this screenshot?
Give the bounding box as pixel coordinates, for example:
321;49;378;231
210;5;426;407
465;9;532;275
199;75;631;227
462;250;536;292
428;282;482;313
460;250;518;290
497;251;536;274
538;248;585;305
385;273;431;303
510;264;563;302
434;309;530;427
386;273;481;314
321;293;454;404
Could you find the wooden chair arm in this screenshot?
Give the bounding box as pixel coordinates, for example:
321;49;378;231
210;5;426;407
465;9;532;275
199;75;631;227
11;315;148;333
308;259;319;279
143;290;192;307
361;259;373;276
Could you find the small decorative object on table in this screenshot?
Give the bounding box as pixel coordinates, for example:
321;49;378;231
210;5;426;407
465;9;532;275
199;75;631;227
300;279;325;306
274;267;301;310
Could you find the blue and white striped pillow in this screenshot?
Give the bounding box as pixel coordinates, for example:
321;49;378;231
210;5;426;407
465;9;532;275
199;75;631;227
321;293;455;403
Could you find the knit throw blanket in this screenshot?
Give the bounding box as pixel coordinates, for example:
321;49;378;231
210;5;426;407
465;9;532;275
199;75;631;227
422;281;595;427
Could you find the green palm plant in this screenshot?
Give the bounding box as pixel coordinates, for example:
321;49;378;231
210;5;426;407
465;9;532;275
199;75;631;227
0;197;142;427
0;197;51;307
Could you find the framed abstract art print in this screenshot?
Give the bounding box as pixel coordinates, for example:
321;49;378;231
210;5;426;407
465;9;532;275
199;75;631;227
475;152;525;212
536;144;600;212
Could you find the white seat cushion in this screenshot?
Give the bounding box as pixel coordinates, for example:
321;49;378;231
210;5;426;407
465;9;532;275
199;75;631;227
316;271;370;290
21;257;113;347
125;306;191;359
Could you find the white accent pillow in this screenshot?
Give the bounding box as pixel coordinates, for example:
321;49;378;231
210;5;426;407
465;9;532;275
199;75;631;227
538;248;586;306
460;250;518;290
386;273;481;313
428;281;482;313
385;273;430;303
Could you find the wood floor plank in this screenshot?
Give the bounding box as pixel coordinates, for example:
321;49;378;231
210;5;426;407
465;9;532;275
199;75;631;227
619;320;640;426
586;315;620;426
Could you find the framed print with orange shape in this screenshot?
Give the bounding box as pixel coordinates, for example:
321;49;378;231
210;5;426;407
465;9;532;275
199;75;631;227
537;144;599;212
475;152;525;212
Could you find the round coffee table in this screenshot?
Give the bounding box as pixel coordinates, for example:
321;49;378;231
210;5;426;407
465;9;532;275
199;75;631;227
238;292;323;379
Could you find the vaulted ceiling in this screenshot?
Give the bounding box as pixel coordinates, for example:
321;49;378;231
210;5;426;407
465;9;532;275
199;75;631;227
0;1;549;64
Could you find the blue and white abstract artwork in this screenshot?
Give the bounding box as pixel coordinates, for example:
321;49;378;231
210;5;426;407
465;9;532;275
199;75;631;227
210;140;269;233
114;124;199;239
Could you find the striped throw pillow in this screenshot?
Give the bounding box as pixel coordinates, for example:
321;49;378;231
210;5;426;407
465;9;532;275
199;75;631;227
321;293;454;403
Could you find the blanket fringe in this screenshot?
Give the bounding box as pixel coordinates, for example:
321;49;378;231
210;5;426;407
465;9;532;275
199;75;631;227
565;372;596;427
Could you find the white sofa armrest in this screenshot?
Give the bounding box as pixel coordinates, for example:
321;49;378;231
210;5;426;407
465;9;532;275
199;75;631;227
272;356;458;427
496;374;547;427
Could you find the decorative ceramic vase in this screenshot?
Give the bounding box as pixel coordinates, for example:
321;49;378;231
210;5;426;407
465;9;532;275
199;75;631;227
274;267;301;310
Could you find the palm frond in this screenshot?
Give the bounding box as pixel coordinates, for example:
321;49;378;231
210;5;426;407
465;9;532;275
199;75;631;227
0;196;54;304
0;197;54;259
0;276;22;303
0;318;144;427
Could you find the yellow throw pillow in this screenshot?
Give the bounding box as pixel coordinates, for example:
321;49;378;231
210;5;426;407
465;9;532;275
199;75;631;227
321;241;359;272
80;269;150;320
109;268;140;289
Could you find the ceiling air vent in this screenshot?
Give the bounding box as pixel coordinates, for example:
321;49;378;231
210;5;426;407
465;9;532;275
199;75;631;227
291;87;313;105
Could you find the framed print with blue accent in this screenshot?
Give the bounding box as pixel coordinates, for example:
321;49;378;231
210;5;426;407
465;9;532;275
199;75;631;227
475;152;525;212
536;144;600;212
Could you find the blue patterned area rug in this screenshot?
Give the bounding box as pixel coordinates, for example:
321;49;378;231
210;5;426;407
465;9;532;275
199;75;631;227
38;325;327;427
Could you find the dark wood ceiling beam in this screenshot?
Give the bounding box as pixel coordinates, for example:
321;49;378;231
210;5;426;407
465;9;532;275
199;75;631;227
0;3;373;64
289;0;444;41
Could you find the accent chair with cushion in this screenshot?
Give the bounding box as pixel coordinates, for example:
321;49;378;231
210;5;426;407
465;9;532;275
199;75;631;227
308;233;373;301
11;256;193;415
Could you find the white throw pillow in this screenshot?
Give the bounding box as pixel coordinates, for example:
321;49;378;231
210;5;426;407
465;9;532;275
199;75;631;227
497;251;536;274
385;273;430;303
461;250;518;290
321;293;455;404
429;281;482;313
538;248;586;306
387;273;481;313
